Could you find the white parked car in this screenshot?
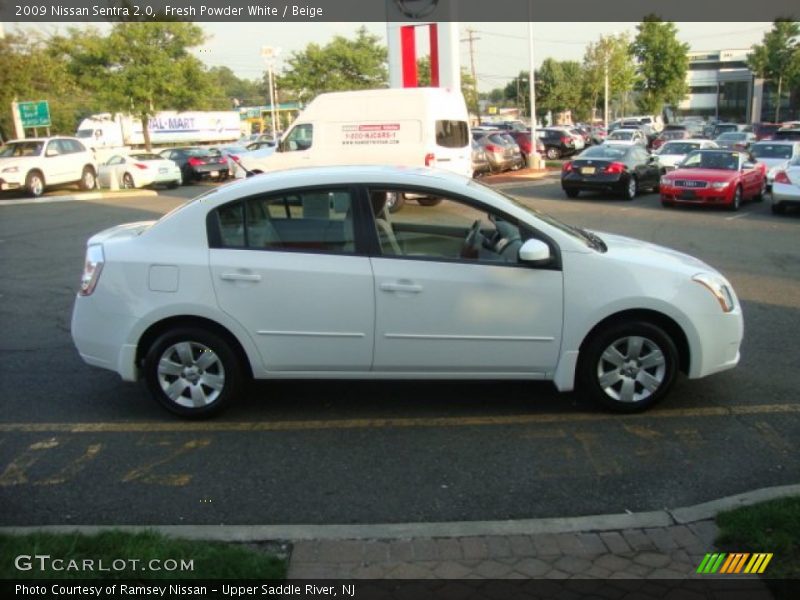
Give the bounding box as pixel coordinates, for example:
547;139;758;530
71;166;743;418
231;142;277;178
0;137;97;197
604;129;648;146
771;155;800;214
97;153;182;189
656;139;718;170
750;141;800;188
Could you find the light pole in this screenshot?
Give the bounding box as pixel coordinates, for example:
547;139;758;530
261;46;281;138
527;2;542;169
603;36;610;129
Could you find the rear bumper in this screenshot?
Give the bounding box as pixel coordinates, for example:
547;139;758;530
562;173;627;193
771;183;800;205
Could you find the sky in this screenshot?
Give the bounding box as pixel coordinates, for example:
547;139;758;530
14;21;775;93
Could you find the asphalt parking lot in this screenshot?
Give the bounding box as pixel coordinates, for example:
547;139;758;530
1;177;798;526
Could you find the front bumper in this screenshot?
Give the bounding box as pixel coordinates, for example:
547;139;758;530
660;185;735;206
0;174;24;190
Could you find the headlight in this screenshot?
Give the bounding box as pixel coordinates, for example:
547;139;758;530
710;181;730;189
2;166;19;173
692;273;735;312
660;177;672;186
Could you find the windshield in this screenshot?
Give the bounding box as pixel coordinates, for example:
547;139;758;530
468;179;605;251
751;144;793;159
716;125;738;134
681;150;740;170
609;131;633;140
0;141;44;157
76;130;95;139
718;132;745;141
580;145;628;159
661;142;700;155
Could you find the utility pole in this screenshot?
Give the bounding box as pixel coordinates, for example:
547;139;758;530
603;36;610;129
527;4;542;169
460;28;480;120
261;46;281;138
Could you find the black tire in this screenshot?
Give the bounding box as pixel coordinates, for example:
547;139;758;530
25;170;45;197
416;197;442;207
564;188;580;199
771;202;785;214
143;327;245;418
661;199;674;208
79;166;96;191
728;185;742;211
546;147;560;160
180;167;191;186
167;180;180;189
385;191;405;213
577;320;679;413
621;176;638;200
122;173;135;189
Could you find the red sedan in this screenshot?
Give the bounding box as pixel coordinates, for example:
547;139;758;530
659;149;767;211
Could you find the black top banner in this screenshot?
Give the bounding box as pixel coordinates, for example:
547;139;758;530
2;0;798;23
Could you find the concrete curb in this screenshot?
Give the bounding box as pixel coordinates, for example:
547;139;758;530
2;484;798;542
0;190;159;207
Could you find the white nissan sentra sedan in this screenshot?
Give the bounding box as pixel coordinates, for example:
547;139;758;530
71;166;743;418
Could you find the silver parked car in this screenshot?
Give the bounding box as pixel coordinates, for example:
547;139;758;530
771;155;800;214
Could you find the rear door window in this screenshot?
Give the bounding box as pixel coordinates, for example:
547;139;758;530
435;120;469;148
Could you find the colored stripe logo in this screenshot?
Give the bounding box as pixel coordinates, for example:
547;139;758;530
697;552;773;574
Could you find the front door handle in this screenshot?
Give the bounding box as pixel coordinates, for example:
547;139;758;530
380;282;422;293
220;272;261;282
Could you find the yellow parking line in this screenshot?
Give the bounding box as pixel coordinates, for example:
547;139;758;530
0;404;797;434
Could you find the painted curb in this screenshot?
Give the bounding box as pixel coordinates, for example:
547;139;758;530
2;484;798;542
0;190;159;207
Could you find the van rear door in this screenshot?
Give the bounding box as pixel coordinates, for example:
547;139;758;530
430;119;471;177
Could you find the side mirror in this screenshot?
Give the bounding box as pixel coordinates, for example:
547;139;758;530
518;238;551;265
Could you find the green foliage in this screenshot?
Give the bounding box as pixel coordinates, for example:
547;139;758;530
207;66;265;109
631;16;689;114
583;33;638;120
0;530;287;579
504;60;585;121
278;26;387;103
0;32;86;139
747;20;800;122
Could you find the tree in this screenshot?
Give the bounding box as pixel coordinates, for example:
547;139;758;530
415;56;478;116
748;20;800;122
0;31;84;140
278;26;387;103
583;33;637;120
206;66;265;109
631;16;689;115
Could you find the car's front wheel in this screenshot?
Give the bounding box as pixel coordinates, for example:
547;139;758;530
577;320;678;413
25;170;45;197
79;166;97;191
729;185;742;211
143;327;244;418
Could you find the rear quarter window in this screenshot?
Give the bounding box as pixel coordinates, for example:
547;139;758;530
436;120;469;148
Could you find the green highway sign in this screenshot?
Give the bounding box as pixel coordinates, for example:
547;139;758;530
18;101;51;128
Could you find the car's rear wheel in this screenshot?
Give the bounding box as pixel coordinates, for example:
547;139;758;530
79;166;96;191
577;320;678;413
729;185;742;211
771;202;785;214
25;171;45;197
143;327;244;418
546;147;560;160
622;176;637;200
564;188;580;198
122;173;135;189
385;191;405;213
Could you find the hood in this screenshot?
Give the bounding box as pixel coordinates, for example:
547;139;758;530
0;156;35;168
594;230;715;276
657;154;686;167
87;221;156;245
666;168;738;183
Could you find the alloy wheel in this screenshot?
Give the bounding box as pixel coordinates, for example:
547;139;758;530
596;336;666;404
156;341;226;408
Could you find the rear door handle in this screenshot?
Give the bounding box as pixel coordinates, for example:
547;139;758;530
220;272;261;282
380;282;422;293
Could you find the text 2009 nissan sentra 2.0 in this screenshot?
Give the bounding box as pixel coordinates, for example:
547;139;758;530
71;166;744;418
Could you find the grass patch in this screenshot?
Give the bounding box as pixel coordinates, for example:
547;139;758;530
0;530;287;579
545;160;564;169
716;496;800;579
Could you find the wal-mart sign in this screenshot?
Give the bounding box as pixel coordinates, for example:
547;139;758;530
18;101;51;128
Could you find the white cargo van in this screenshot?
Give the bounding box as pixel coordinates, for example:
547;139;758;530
240;88;472;182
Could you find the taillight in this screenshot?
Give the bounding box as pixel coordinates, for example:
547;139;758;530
604;162;625;174
79;245;104;296
133;163;148;170
562;161;573;172
229;154;239;162
484;144;501;153
774;170;790;184
187;157;204;166
425;152;435;166
561;136;571;144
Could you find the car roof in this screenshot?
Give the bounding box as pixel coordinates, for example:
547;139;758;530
752;140;798;145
